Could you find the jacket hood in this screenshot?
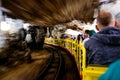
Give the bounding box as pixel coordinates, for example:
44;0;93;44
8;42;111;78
91;27;120;45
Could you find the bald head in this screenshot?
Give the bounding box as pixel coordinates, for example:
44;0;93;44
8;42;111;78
97;11;113;26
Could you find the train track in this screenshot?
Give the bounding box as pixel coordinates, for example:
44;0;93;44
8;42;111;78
58;46;81;80
37;45;81;80
37;46;64;80
0;45;81;80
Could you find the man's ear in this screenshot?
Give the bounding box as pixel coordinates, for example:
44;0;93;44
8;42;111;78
95;25;99;31
114;21;118;28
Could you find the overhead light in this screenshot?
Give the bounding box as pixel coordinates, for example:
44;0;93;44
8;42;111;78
0;21;11;31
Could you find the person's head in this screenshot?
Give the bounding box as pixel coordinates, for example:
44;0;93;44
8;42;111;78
89;30;96;37
84;30;90;37
96;11;115;31
99;2;120;29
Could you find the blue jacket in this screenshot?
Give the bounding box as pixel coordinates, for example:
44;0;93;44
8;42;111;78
99;59;120;80
85;27;120;65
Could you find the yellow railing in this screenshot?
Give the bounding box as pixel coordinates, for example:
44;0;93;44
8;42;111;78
81;46;108;80
45;38;108;80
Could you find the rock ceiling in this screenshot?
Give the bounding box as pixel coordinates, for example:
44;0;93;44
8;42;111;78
2;0;99;27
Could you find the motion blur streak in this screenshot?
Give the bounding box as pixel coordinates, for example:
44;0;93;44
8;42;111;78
2;0;98;26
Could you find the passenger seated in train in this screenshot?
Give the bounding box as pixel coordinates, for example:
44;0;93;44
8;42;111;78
83;29;96;45
82;30;90;45
84;11;120;65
